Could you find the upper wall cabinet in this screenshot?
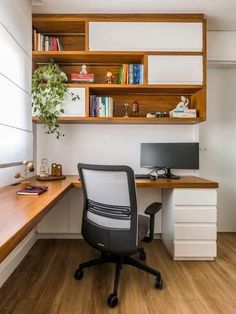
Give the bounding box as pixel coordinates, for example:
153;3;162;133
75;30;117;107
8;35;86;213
89;22;202;51
148;56;203;85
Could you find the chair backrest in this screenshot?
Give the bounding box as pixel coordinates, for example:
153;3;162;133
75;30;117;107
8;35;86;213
78;163;138;255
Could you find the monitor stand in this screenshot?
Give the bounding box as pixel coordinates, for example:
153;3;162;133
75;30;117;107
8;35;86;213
158;168;180;180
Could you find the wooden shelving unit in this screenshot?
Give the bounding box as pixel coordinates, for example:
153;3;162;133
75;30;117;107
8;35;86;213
33;116;203;125
32;14;207;125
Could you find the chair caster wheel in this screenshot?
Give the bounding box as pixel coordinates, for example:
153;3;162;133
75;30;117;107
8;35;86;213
107;293;118;308
155;276;163;289
139;249;147;261
74;268;84;280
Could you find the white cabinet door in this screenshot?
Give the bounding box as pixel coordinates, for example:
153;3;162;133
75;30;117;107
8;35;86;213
60;88;86;117
37;194;69;233
148;56;203;84
89;22;202;51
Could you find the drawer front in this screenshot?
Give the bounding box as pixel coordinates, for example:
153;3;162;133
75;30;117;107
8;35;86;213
175;206;217;223
175;189;217;206
175;224;217;240
175;241;217;258
89;22;202;51
60;88;86;117
148;55;203;84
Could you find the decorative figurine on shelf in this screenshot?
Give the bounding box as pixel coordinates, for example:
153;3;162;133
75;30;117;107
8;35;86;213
80;64;88;75
169;96;196;118
131;101;140;117
51;163;63;176
175;96;189;110
124;103;129;117
105;70;114;84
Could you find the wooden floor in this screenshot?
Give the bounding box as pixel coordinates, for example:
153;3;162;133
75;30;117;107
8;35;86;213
0;233;236;314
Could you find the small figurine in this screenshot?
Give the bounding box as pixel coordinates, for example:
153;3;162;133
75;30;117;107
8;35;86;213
80;64;88;75
105;70;114;84
132;101;139;117
175;96;189;110
124;103;129;117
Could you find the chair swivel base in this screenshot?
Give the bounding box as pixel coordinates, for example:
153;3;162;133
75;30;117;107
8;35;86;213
74;250;163;308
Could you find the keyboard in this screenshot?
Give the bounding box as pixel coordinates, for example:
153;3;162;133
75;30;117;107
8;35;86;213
135;174;151;179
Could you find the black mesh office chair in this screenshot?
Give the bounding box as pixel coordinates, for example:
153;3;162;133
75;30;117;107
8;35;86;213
74;164;163;308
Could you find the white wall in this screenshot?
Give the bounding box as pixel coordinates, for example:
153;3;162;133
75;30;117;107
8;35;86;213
199;67;236;231
208;31;236;62
0;0;33;187
36;124;198;233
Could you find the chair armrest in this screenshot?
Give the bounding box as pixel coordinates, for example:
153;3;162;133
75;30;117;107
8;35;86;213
142;202;162;243
145;202;162;216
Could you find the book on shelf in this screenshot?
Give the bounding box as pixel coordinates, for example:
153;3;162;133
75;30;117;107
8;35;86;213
33;29;62;51
17;185;48;196
118;64;143;85
71;72;94;83
90;96;114;117
170;109;197;118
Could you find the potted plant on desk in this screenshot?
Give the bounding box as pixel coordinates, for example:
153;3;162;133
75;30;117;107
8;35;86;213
32;60;79;139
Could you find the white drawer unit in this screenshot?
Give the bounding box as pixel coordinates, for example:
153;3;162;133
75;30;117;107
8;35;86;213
175;189;217;206
89;22;202;51
162;188;217;260
60;88;86;117
174;241;217;258
175;207;217;223
148;55;203;85
175;224;217;240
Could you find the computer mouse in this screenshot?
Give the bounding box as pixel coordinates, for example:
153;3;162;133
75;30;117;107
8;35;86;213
149;175;156;180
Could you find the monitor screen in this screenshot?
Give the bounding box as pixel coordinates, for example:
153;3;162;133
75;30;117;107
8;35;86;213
140;143;199;170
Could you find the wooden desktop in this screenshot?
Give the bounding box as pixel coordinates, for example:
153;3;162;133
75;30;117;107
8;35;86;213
0;175;218;263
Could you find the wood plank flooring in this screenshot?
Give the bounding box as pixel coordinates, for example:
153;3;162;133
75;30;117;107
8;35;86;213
0;233;236;314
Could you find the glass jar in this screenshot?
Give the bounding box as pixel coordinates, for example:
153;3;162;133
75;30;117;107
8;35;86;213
39;158;49;177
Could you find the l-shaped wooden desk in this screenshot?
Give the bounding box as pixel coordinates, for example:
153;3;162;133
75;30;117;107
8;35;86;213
0;175;218;264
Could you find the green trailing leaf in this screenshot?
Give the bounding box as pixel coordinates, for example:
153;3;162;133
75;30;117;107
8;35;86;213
32;60;79;139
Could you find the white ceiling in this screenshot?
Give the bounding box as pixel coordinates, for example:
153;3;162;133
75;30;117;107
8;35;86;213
32;0;236;30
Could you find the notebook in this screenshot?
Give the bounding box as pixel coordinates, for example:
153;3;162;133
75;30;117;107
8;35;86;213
17;185;48;196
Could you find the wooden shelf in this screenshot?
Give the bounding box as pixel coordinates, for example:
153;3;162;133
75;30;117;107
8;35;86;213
32;116;203;125
67;84;203;95
32;14;206;125
32;51;145;64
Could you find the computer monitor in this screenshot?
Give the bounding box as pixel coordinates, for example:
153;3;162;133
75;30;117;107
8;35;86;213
140;142;199;179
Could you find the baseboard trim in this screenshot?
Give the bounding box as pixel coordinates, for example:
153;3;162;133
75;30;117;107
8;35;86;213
0;229;37;287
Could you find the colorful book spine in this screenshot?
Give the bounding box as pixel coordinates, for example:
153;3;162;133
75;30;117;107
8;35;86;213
32;30;62;51
89;96;114;117
117;64;143;85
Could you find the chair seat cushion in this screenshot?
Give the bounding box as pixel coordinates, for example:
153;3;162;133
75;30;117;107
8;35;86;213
138;215;149;242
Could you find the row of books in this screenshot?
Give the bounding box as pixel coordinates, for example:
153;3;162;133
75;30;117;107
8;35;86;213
90;96;114;117
33;30;62;51
118;64;144;85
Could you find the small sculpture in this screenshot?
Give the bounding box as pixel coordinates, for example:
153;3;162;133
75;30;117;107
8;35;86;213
14;160;35;187
175;96;189;110
124;103;129;117
132;101;140;117
80;64;88;75
105;70;114;84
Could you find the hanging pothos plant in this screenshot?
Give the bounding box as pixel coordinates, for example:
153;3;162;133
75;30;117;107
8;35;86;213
32;60;79;139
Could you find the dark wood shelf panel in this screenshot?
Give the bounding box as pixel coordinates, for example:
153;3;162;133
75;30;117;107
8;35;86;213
32;116;203;125
78;84;202;95
32;51;145;64
32;51;202;65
